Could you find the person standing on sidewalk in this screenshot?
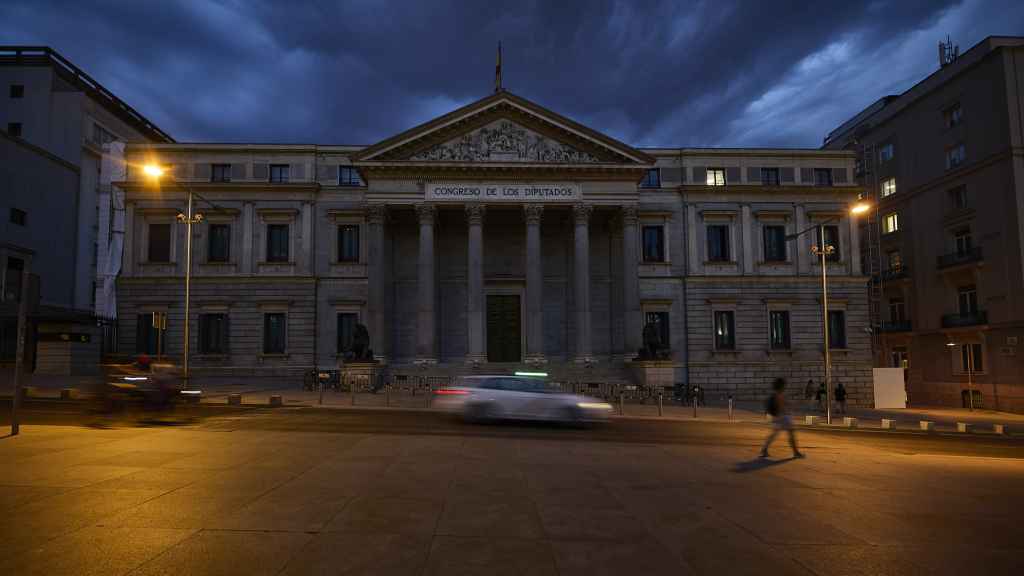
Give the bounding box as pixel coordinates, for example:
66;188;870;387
815;381;826;411
804;379;815;409
835;382;848;415
761;377;804;459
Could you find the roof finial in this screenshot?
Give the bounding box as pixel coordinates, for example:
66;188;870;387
494;41;503;93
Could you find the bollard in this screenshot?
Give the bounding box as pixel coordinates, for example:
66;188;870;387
956;422;972;433
657;394;663;417
351;377;357;406
227;393;241;406
919;420;934;432
728;396;734;420
60;388;76;400
843;417;858;428
618;392;624;416
269;395;283;407
881;418;896;430
805;415;819;425
426;383;433;408
692;387;698;418
993;424;1005;435
319;380;324;406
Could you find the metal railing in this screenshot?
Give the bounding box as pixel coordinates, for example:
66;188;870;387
879;320;912;332
941;310;988;328
937;247;983;269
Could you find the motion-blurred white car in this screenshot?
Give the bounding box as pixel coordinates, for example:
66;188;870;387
434;375;613;424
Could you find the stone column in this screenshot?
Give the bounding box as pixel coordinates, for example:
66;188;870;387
741;204;754;274
849;215;862;276
366;204;389;362
465;204;486;364
573;203;593;363
795;204;809;275
123;202;135;276
621;205;641;358
415;203;437;363
524;204;545;364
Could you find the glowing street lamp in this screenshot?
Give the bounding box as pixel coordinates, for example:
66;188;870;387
144;164;201;381
787;201;871;424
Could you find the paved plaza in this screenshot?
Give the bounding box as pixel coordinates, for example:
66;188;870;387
1;413;1022;575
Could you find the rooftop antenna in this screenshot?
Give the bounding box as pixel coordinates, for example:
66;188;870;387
938;35;959;68
494;41;503;93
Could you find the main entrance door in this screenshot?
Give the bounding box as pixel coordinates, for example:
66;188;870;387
486;295;521;362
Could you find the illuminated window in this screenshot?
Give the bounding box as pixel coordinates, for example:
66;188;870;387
945;143;965;170
706;168;726;186
878;143;894;163
713;310;735;350
881;178;896;197
883;212;899;234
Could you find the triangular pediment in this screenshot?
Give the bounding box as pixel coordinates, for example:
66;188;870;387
352;91;654;166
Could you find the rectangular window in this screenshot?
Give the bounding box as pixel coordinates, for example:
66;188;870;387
92;123;116;146
198;313;229;355
706;225;730;262
946;143;965;170
269;164;289;183
949;185;967;209
337;312;358;354
881;178;896;198
640;168;660;188
762;225;786;262
958;286;978;316
888;250;902;271
891;347;908;368
263;313;287;354
266;224;289;262
9;208;26;226
959;343;983;373
339;166;362;186
7;122;22;137
889;298;906;322
4;257;24;302
828;310;847;348
760;167;780;186
208;224;230;263
211;164;232;182
641;225;665;263
148;223;171;262
813;168;832;186
10;84;24;98
644;311;670;350
135;312;166;355
944;103;963;128
883;212;899;234
878;143;894;163
706;168;726;186
816;225;841;262
769;310;791;350
954;229;973;255
713;311;735;350
337;224;360;263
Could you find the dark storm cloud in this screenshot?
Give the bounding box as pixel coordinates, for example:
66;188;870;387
3;0;1023;147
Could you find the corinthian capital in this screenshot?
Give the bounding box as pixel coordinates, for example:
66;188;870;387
415;203;437;225
365;204;388;225
572;203;593;225
465;204;486;225
523;204;544;225
621;205;639;225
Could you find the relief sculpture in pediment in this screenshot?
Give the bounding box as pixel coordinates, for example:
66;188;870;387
411;120;599;163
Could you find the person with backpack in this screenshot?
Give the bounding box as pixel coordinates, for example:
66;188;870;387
815;381;826;411
834;382;848;414
761;377;804;459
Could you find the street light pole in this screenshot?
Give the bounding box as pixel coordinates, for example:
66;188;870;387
177;189;201;382
967;344;975;411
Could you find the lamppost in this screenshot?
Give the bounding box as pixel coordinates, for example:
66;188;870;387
144;164;202;381
946;340;975;410
787;201;870;424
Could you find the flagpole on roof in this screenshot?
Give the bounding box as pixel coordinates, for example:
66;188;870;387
495;41;502;93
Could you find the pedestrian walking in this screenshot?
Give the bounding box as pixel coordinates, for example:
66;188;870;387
761;377;803;459
835;382;847;414
815;382;826;411
804;379;815;409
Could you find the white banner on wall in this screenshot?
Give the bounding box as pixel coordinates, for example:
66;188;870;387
425;182;581;202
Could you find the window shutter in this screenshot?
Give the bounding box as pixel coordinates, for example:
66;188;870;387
194;163;211;181
780;167;795;183
660;167;682;185
726;167;741;184
173;163;190;180
800;168;813;184
231;163;246;181
317;163;336;183
291;163;306;181
252;163;268;180
747;167;761;182
832;167;848;183
692;166;706;184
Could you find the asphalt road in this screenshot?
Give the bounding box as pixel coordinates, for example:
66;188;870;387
4;398;1023;459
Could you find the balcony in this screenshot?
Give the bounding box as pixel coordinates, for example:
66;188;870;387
941;310;988;328
872;265;910;283
880;320;912;333
937;247;983;269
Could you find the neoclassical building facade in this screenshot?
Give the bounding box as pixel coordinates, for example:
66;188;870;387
117;91;873;404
